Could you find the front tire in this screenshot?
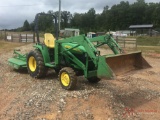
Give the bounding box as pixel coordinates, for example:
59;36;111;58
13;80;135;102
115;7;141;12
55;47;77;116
59;67;77;90
27;50;47;78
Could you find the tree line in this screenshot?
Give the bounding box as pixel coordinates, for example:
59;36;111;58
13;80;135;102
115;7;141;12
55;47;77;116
18;0;160;34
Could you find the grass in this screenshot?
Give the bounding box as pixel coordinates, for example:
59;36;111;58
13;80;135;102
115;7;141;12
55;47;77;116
123;36;160;57
135;36;160;55
136;36;160;46
137;46;160;58
0;40;28;54
137;46;160;53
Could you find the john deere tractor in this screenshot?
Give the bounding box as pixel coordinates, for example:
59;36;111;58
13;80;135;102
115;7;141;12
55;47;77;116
8;13;151;90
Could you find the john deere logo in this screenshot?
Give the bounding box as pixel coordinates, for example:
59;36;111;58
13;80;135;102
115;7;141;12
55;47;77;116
65;45;71;49
65;45;82;53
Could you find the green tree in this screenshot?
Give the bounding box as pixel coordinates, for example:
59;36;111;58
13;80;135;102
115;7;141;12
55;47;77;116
87;8;96;30
129;0;146;25
35;12;54;33
22;20;30;31
70;13;82;28
30;22;35;31
61;11;72;28
153;4;160;27
26;0;160;34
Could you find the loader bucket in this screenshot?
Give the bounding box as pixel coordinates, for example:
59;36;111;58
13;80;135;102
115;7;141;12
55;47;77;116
97;51;151;79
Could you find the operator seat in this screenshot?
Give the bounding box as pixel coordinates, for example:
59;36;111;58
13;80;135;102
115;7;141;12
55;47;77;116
44;33;55;48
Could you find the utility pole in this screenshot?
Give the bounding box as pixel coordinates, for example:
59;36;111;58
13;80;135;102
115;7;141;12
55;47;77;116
58;0;61;31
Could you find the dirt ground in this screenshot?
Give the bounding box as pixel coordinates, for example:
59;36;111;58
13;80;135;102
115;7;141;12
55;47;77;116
0;43;160;120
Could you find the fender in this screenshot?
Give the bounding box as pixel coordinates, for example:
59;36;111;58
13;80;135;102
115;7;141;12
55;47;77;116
33;43;51;63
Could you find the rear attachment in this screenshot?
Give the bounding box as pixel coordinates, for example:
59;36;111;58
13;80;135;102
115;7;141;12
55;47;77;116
8;50;27;70
97;51;151;79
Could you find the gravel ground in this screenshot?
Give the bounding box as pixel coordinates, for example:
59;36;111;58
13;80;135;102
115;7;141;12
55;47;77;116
0;43;160;120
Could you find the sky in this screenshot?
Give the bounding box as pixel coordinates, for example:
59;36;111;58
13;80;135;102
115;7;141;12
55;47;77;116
0;0;159;29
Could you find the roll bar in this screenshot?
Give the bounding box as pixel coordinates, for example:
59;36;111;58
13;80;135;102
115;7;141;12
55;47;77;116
34;13;58;43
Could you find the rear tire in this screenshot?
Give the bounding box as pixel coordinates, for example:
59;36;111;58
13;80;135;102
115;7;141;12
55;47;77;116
87;77;101;83
27;50;47;78
59;67;77;90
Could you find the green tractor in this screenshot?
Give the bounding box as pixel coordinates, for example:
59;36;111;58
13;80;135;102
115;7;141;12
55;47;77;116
8;13;151;90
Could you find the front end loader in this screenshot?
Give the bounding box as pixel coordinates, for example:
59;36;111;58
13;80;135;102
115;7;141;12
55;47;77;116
8;13;151;90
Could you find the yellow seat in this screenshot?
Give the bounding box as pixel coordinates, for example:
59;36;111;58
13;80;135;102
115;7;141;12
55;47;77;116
44;33;55;48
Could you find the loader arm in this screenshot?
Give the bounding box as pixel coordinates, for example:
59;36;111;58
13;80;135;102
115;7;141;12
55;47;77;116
55;34;126;79
56;35;100;67
89;34;122;54
56;34;120;66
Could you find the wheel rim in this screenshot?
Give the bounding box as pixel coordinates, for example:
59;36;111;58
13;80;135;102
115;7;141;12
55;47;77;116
29;56;37;72
61;72;70;87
